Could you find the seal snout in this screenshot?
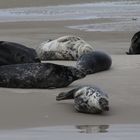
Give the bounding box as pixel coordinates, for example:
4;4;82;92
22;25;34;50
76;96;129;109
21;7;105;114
99;98;109;111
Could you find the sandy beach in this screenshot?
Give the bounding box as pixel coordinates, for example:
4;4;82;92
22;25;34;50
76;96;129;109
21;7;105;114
0;0;140;139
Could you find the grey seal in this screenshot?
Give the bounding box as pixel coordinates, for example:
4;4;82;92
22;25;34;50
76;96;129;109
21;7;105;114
56;86;109;114
0;63;85;88
126;31;140;54
36;35;94;60
76;51;112;75
0;41;40;66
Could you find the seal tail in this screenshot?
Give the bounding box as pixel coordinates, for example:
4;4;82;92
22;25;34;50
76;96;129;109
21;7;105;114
56;89;75;101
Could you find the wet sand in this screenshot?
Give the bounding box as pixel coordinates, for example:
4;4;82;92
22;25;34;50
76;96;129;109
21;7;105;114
0;124;139;140
0;0;140;135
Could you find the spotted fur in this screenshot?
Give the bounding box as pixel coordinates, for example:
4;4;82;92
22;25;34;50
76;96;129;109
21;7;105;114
36;36;94;60
56;86;109;114
0;63;85;88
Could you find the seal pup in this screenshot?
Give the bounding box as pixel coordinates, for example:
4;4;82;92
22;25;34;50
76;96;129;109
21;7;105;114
126;31;140;54
76;51;112;75
36;35;94;60
0;63;85;88
56;86;109;114
0;41;40;66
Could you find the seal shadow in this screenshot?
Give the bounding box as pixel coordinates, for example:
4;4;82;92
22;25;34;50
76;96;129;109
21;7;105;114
76;125;109;133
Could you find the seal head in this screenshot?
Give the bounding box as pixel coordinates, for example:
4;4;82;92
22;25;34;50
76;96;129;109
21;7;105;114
76;51;112;75
127;31;140;54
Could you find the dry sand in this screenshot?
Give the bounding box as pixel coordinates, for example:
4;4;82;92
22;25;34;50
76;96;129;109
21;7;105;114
0;0;139;131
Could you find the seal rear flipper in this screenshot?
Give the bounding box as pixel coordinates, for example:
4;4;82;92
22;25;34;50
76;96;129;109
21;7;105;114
56;88;77;101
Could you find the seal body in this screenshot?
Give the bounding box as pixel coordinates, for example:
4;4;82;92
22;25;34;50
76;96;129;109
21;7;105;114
0;63;85;88
56;86;109;114
36;35;94;60
76;51;112;75
0;41;40;66
127;31;140;54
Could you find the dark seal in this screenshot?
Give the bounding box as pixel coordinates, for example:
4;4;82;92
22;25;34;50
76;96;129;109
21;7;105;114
126;31;140;54
56;86;109;114
0;63;85;88
76;51;112;75
0;41;40;66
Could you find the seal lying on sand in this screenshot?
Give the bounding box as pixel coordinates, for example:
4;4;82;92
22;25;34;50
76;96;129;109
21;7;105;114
0;63;85;88
56;86;109;114
36;35;94;60
127;31;140;54
0;41;40;66
76;51;112;75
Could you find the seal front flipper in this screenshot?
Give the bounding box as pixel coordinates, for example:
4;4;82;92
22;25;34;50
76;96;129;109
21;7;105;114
56;88;78;101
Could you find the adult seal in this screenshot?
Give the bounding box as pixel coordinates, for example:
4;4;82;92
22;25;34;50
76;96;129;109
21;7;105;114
76;51;112;75
56;86;109;114
126;31;140;54
0;63;85;88
36;35;94;60
0;41;40;66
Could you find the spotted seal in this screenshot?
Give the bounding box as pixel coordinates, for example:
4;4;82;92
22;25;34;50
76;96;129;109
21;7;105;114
76;51;112;75
0;41;40;66
0;63;85;88
56;86;109;114
126;31;140;54
36;35;94;60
